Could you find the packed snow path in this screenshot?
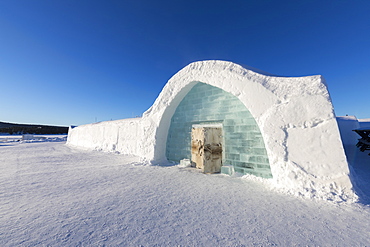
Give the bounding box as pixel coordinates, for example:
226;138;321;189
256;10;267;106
1;142;370;246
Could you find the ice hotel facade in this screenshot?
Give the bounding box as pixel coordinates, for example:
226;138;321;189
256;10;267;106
67;60;356;201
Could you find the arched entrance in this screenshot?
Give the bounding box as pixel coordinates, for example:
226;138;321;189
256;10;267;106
166;82;272;178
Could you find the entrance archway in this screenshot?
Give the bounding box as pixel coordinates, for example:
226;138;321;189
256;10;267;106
166;82;272;178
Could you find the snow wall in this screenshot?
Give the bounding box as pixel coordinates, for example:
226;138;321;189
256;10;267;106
67;60;356;202
337;116;360;147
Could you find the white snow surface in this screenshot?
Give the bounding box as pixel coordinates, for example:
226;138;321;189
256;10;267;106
336;116;360;146
1;141;370;246
68;60;355;202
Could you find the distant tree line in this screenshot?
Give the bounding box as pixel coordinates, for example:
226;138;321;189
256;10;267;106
0;125;68;135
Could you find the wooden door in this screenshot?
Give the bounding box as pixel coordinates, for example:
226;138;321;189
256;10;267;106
191;127;223;173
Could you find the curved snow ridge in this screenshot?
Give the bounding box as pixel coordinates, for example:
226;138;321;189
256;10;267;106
161;61;328;101
68;60;356;203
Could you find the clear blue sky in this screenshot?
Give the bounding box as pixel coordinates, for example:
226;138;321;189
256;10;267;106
1;0;369;126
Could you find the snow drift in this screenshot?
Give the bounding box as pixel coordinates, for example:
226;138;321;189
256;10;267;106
67;60;356;202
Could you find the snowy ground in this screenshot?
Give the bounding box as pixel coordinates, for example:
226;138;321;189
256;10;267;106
1;139;370;246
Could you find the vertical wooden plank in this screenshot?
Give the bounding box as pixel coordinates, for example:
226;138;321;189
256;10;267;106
191;127;204;170
203;127;223;173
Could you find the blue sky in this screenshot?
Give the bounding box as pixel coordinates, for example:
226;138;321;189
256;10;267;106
1;0;369;126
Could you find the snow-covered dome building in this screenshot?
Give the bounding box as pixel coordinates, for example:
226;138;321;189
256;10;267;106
67;60;356;201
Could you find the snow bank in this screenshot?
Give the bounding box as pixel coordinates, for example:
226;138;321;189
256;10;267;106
67;60;356;202
337;116;360;146
67;118;143;155
336;116;361;166
0;134;67;143
359;118;370;128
